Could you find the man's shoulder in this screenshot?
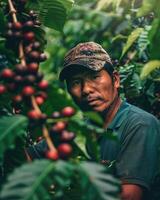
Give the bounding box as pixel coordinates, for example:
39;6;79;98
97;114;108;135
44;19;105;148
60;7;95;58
123;102;159;126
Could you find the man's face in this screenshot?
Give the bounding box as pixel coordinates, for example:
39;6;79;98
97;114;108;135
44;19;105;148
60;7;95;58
66;68;120;113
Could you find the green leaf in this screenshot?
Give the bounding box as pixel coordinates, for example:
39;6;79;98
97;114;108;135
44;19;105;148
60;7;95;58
79;162;120;200
140;60;160;79
39;1;66;31
0;160;120;200
112;34;127;42
84;112;103;126
41;85;76;115
0;160;74;200
96;0;122;11
0;160;54;200
3;137;27;175
0;115;28;159
121;28;143;58
55;0;74;13
137;0;154;17
39;0;74;31
0;8;7;33
26;0;41;10
27;0;74;31
148;19;160;59
96;0;113;11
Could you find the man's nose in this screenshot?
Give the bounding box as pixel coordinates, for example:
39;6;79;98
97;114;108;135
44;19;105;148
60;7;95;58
82;80;93;96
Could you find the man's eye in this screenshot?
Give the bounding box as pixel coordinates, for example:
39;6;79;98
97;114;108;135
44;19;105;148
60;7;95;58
71;80;81;86
92;75;100;79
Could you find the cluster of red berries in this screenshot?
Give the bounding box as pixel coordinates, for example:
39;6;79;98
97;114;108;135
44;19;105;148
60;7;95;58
0;67;48;112
45;106;76;160
1;0;77;162
0;2;48;113
6;10;46;62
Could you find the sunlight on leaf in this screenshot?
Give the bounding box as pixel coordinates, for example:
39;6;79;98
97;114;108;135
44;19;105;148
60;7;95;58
121;28;143;58
140;60;160;79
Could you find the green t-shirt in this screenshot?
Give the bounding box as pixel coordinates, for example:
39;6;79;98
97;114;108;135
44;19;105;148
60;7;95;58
99;101;160;200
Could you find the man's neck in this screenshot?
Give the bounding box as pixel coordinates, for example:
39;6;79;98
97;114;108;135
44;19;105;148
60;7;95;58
101;95;122;129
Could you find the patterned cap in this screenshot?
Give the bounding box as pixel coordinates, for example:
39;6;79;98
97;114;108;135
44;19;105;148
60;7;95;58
59;41;113;81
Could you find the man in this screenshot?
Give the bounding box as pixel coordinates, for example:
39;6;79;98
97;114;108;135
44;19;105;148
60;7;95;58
58;42;160;200
27;42;160;200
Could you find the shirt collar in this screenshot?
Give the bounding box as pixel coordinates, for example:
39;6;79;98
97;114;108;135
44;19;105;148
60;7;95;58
108;101;130;130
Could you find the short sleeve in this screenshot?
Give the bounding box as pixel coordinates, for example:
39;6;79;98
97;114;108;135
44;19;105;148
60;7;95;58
115;119;160;190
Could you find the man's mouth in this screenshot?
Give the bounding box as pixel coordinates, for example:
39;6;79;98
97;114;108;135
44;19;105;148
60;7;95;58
87;98;101;106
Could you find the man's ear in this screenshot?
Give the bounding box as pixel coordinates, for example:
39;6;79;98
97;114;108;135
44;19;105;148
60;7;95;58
113;71;120;89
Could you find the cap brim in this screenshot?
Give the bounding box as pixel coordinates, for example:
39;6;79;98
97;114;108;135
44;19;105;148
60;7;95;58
59;63;99;81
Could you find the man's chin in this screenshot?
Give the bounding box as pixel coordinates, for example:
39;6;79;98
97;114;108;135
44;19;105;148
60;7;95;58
79;104;104;112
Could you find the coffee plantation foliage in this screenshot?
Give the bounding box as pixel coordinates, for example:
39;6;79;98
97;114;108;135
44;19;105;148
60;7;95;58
0;0;160;199
42;0;160;118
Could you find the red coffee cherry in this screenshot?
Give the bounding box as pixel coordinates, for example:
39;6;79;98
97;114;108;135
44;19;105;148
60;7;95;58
12;94;23;103
23;32;35;41
58;143;72;159
46;150;59;160
1;69;14;79
39;53;47;62
22;86;35;96
15;64;27;75
12;22;22;30
27;109;41;120
14;75;24;83
13;31;22;39
28;63;39;73
32;41;41;50
28;51;40;60
0;84;7;94
36;136;43;142
51;111;61;119
61;130;75;142
61;106;75;117
51;121;67;133
24;46;32;54
37;91;47;100
23;21;34;29
38;80;48;90
35;96;44;105
24;75;36;84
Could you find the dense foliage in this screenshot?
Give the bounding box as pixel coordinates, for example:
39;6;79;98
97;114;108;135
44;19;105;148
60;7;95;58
0;0;159;199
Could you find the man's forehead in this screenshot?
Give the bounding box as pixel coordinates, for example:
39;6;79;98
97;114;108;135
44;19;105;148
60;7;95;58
67;67;100;80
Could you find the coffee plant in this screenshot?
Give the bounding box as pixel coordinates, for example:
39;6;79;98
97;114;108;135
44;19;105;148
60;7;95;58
0;0;160;199
0;0;121;200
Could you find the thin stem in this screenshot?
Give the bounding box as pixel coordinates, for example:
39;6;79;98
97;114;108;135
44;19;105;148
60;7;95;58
42;126;57;152
31;96;57;151
31;95;42;114
8;0;27;65
19;42;26;66
24;148;32;162
8;0;17;23
47;118;68;124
